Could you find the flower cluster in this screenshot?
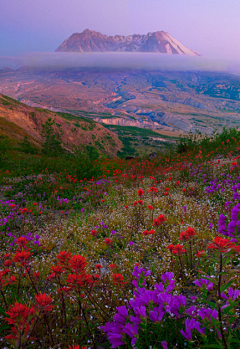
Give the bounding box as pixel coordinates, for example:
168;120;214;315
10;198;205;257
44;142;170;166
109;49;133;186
101;268;186;348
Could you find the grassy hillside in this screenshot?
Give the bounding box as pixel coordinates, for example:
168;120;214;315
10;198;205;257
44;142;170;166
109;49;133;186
0;94;122;157
104;124;178;158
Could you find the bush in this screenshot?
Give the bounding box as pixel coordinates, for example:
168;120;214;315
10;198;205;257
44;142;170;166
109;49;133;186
41;118;64;156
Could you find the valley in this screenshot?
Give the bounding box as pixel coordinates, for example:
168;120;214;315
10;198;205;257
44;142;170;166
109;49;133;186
0;67;240;139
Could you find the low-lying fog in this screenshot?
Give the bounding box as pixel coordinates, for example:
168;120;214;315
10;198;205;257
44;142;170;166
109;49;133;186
0;52;240;76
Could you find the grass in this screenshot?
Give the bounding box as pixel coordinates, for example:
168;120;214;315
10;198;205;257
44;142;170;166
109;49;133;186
103;125;168;138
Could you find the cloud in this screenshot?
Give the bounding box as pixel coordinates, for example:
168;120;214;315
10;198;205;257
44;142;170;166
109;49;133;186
0;52;239;75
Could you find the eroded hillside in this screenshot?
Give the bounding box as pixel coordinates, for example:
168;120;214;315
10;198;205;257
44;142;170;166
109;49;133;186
0;94;122;156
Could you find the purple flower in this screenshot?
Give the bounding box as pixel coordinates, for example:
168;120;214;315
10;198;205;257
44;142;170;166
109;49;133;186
132;266;151;280
180;327;192;341
161;341;168;349
221;287;240;300
180;318;204;341
228;221;237;237
149;309;165;323
193;278;213;291
161;272;174;284
198;308;218;321
218;214;227;235
129;241;134;246
113;306;128;323
134;306;147;319
122;323;139;344
185;306;198;317
231;205;239;221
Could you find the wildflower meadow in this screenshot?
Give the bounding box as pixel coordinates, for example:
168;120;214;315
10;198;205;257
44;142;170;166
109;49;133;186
1;128;240;349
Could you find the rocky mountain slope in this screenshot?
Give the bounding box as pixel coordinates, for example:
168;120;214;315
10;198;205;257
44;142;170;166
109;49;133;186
0;94;122;156
56;29;200;56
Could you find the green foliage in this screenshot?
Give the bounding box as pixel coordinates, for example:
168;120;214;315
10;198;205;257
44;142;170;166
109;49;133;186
104;125;166;138
117;136;137;158
0;136;11;166
57;111;95;127
73;145;101;179
41;118;64;156
18;136;38;154
176;128;240;155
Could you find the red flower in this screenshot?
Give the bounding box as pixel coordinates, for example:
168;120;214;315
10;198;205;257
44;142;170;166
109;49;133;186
95;264;102;269
148;186;158;193
35;292;53;313
66;274;87;289
91;229;98;236
125;205;129;209
172;244;186;255
138;189;144;196
56;251;72;266
48;265;64;279
105;238;112;245
195;250;206;257
208;237;236;253
3;259;12;267
112;274;126;284
69;255;87;273
34;271;40;279
167;244;175;252
148;205;154;210
109;263;117;269
15;236;29;249
186;227;196;237
179;231;189;241
142;229;155;236
152;214;166;226
3;276;17;287
13;251;32;265
5;302;35;327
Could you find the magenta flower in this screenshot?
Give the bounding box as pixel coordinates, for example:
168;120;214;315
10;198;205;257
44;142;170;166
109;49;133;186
193;278;213;291
221;287;240;300
180;318;204;341
161;341;168;349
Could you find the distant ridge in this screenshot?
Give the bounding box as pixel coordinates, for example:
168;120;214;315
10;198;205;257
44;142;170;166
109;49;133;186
56;29;201;56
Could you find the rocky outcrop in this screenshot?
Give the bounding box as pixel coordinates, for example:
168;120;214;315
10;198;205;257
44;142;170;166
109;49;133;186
56;29;201;56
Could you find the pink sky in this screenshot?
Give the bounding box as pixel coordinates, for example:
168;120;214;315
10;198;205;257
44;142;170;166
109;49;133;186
1;0;240;60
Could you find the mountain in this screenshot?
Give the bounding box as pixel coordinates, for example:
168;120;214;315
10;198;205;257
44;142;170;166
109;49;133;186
0;94;122;156
56;29;201;56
